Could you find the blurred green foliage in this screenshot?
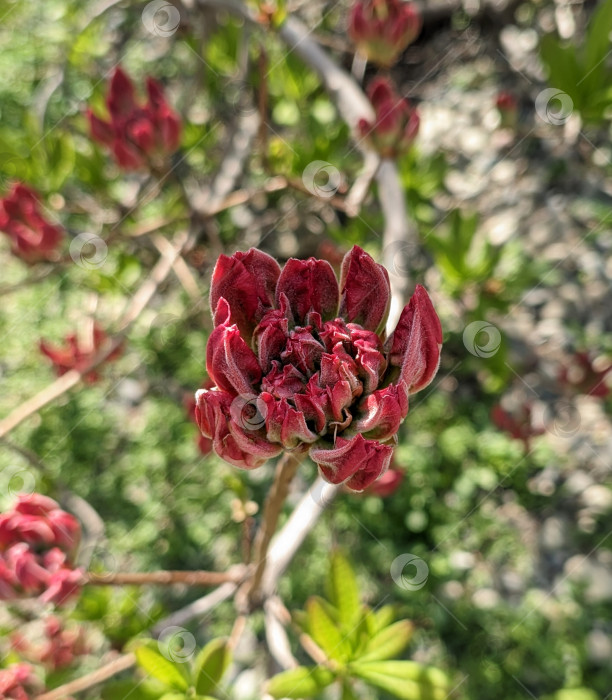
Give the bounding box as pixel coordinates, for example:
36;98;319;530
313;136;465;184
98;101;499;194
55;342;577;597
0;1;611;699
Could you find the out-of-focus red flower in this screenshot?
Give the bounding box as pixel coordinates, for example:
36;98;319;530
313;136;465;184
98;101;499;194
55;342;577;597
491;402;544;451
0;183;63;263
495;91;518;129
11;616;88;671
349;0;421;66
358;78;419;159
364;466;404;496
0;494;82;606
87;67;182;171
39;323;121;384
195;245;442;492
559;351;612;398
0;663;37;700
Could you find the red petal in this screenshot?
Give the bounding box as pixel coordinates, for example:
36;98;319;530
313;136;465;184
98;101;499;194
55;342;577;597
275;257;339;324
87;111;114;145
386;285;442;394
339;246;390;333
107;67;136;120
206;298;262;396
353;381;408;440
309;434;393;491
210;248;281;342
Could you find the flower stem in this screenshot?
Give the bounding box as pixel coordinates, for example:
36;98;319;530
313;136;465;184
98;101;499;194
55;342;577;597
83;569;240;586
246;451;303;607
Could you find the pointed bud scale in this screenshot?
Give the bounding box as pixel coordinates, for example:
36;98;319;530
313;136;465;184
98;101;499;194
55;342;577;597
207;298;263;396
386;284;442;395
211;248;281;342
107;67;136;119
275;257;339;324
310;434;393;491
339;245;391;333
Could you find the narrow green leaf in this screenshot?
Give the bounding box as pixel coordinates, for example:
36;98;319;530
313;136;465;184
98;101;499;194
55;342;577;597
351;660;449;700
266;666;336;698
134;645;189;691
194;638;231;695
584;0;612;91
370;605;396;633
357;620;414;662
327;551;361;629
307;596;350;662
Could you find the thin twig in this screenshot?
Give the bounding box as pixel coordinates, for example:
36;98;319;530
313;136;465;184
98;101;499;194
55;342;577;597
244;452;303;608
151;579;241;637
264;597;299;670
84;570;240;586
36;653;136;700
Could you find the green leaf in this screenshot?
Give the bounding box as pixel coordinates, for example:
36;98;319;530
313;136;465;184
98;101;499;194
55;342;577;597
357;620;414;662
134;645;189;691
351;661;449;700
370;605;396;633
266;666;336;698
326;551;361;629
307;596;350;662
194;638;231;695
584;0;612;92
101;679;165;700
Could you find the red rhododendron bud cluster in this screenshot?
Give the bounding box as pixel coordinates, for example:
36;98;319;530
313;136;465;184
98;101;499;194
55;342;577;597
0;183;63;263
0;494;82;606
12;616;88;671
359;78;419;159
559;351;612;398
196;245;441;491
491;402;544;451
349;0;421;66
495;91;518;129
87;67;181;171
39;324;121;384
0;663;37;700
